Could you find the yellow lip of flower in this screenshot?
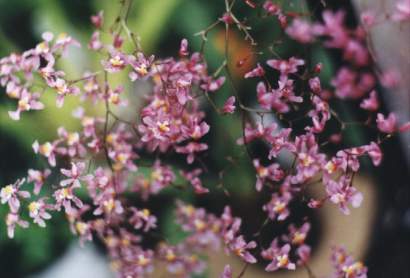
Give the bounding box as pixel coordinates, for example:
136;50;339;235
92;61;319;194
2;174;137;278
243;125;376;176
82;116;94;126
257;166;269;177
116;153;128;164
75;221;88;235
325;161;336;174
28;201;40;214
343;262;364;276
8;90;20;99
142;208;150;218
40;142;53;157
109;94;120;104
194;219;206;231
2;185;15;197
182;205;195;216
106;134;115;144
57;33;68;41
157;121;170;133
273;201;286;213
292;231;306;245
18;98;31;111
104;199;115;212
136;255;150;266
84;81;96;92
165;250;176;262
300;153;314;167
60;188;71;199
36;42;49;52
109;56;124;67
6;214;15;225
277;254;289;267
135;64;148;76
67;132;79;146
110;260;121;271
150;169;162;181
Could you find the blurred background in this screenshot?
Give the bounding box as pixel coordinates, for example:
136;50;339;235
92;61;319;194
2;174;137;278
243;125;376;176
0;0;409;277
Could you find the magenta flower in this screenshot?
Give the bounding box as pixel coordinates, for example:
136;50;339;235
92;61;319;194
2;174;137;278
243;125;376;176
101;49;128;73
244;63;265;78
181;168;209;194
376;113;397;133
262;239;296;271
28;168;51;195
286;19;315;43
8;89;44;121
5;213;29;238
32;140;58;167
200;76;226;92
222;96;236;114
325;176;363;215
90;10;104;29
220;265;232;278
392;0;410;22
54;187;83;215
253;159;284;191
331;246;367;278
60;162;92;188
128;52;154;81
1;179;30;213
360;90;379;111
266;57;305;77
129;207;157;232
28;198;53;227
179;38;189;57
263;192;292;221
175;142;208;164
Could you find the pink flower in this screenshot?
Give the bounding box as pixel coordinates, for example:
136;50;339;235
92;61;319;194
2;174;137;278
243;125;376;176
5;213;29;238
129;207;157;232
376;113;397;133
244;63;265;78
179;38;189;57
392;0;410;22
253;159;284;191
28;198;53;227
60;162;92;188
88;31;103;50
8;89;44;120
262;240;296;271
181;168;209;194
28;169;51;195
175;142;208;164
222;96;236;114
263;192;292;221
331;246;367;278
360;10;376;27
286;19;315;43
91;11;104;29
1;179;30;213
200;76;226;92
360;90;379;111
128;52;154;81
33;140;58;166
266;57;305;77
101;49;128;73
220;265;232;278
309;77;322;94
54;187;83;215
326;176;363;215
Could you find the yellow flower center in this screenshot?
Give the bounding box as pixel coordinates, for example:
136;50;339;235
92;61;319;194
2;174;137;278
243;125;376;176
157;121;170;133
28;201;40;214
109;56;124;67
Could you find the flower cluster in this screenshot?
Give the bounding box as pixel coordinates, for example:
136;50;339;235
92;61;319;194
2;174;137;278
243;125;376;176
1;0;408;277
